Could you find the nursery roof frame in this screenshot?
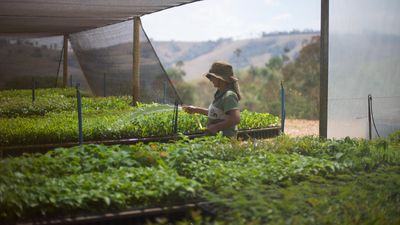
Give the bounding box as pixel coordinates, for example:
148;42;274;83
0;0;201;36
0;0;201;108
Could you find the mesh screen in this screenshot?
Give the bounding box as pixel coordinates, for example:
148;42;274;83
69;20;180;104
0;36;90;92
67;47;91;92
328;0;400;138
0;36;63;90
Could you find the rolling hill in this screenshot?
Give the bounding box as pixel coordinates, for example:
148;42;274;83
151;32;319;81
0;32;319;90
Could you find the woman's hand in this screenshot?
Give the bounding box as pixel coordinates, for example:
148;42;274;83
182;105;209;116
206;124;219;134
182;105;196;114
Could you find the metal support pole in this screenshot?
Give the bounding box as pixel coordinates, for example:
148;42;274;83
280;81;285;133
319;0;329;138
32;78;36;103
76;83;83;145
132;17;141;106
172;100;179;134
103;73;106;97
63;34;69;88
368;94;372;140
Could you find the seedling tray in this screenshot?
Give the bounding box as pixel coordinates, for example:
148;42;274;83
15;202;212;225
1;127;281;157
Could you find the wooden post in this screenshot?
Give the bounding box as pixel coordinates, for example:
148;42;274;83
319;0;329;138
132;17;141;106
63;34;69;88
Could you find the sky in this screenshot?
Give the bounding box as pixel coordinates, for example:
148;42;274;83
141;0;321;42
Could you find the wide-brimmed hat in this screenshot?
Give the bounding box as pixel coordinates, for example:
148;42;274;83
205;61;238;83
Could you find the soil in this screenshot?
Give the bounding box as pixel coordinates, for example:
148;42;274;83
284;119;319;137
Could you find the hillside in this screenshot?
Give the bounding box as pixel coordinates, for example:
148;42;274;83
0;32;319;89
152;32;319;81
0;39;91;90
0;40;62;89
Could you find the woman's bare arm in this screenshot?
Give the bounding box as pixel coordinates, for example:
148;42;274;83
182;105;208;116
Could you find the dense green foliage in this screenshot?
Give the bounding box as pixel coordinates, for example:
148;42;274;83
281;36;320;119
0;89;279;146
0;144;199;222
237;37;320;119
1;131;399;224
0;88;129;117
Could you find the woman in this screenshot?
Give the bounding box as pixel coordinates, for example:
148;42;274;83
183;61;241;138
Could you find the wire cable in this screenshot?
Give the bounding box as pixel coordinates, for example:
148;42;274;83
368;95;381;138
55;44;64;87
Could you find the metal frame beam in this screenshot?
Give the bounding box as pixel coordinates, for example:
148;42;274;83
319;0;329;138
132;17;141;105
63;34;68;88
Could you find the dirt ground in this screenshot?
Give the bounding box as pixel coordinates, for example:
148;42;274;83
283;119;319;137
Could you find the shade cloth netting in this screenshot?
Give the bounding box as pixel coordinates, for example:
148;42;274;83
69;19;181;103
328;0;400;138
0;20;181;104
0;0;200;36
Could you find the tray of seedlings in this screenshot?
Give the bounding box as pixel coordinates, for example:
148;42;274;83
0;88;281;157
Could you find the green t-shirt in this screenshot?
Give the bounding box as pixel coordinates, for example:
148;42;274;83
208;89;240;137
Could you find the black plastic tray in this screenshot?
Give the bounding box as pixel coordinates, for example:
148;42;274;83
15;202;213;225
1;127;281;157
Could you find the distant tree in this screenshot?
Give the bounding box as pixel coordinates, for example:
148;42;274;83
234;48;242;58
248;65;258;77
234;48;242;68
261;32;268;37
176;60;184;68
266;56;284;71
234;54;286;113
166;62;194;104
283;36;319;93
174;82;194;104
282;36;320;119
301;39;309;47
192;80;214;108
167;61;186;82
